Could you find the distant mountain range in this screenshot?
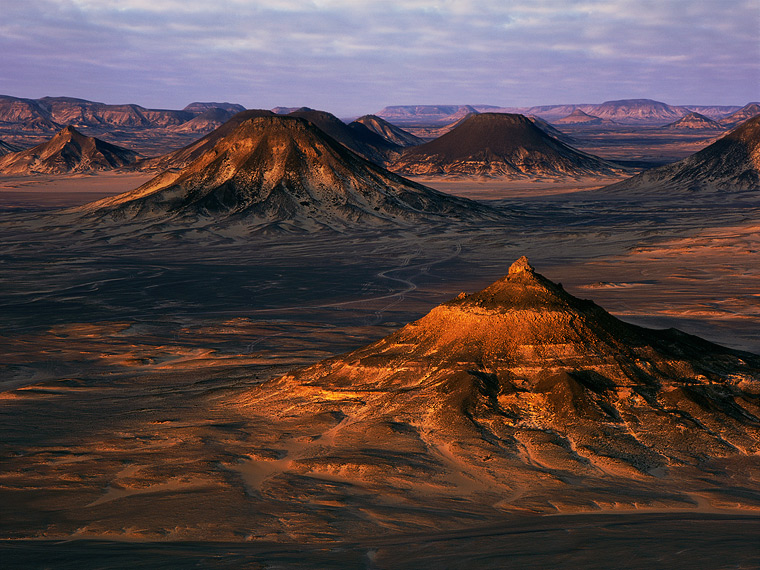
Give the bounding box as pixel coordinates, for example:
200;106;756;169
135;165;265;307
0;95;245;134
1;96;754;140
377;99;751;126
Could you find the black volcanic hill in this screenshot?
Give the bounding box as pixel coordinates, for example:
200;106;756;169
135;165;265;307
239;257;760;511
604;115;760;192
391;113;621;177
663;112;722;130
0;126;140;174
351;115;423;147
75;115;500;231
287;108;399;164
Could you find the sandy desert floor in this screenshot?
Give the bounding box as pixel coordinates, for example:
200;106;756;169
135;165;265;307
1;172;759;568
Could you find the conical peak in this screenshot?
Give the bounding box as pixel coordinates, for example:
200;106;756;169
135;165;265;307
447;257;579;312
58;125;83;139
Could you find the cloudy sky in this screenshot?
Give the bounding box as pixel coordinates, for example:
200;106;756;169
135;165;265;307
2;0;758;116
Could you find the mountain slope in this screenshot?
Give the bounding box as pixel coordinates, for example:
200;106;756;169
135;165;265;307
603;115;760;191
0;95;61;132
390;113;621;177
37;96;193;128
75;115;501;231
237;257;760;512
721;103;760;127
0;126;140;174
0;139;23;156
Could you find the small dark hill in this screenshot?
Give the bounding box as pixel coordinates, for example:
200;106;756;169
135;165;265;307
0;125;140;174
182;102;246;115
391;113;621;177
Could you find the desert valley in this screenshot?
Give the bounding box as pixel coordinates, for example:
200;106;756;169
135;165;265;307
1;94;760;568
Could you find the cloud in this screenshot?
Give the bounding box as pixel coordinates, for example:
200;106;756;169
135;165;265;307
1;0;757;113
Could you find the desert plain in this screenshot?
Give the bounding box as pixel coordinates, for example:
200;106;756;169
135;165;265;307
1;103;760;569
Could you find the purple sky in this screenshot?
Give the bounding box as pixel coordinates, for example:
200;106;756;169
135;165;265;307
2;1;758;116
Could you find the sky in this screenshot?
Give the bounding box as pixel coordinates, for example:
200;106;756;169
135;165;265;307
2;0;758;116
